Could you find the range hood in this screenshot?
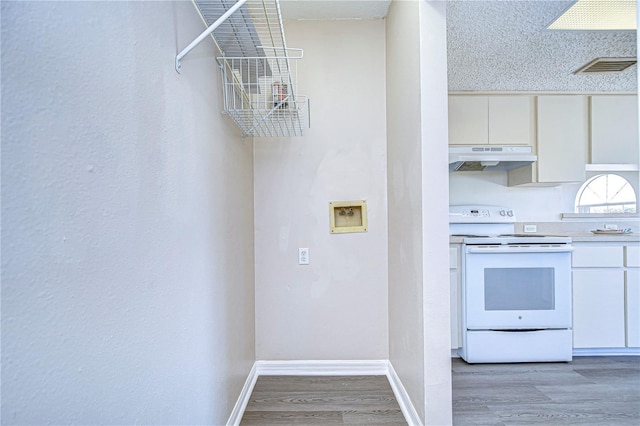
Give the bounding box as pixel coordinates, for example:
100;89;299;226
449;146;537;172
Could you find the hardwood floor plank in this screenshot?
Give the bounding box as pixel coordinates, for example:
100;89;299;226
453;384;552;405
488;402;639;425
341;408;406;425
568;356;640;369
245;390;400;412
574;367;640;384
240;410;343;425
453;404;507;426
536;383;640;403
453;369;592;387
451;361;572;374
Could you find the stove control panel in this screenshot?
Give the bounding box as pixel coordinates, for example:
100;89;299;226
463;208;490;218
449;205;516;223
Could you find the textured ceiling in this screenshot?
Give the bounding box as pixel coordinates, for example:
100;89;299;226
447;1;637;92
279;0;636;92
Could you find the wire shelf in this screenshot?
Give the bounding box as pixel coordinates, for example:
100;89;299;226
194;0;309;138
219;54;308;137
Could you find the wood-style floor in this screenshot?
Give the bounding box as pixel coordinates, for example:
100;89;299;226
239;356;639;425
240;375;406;425
452;356;640;425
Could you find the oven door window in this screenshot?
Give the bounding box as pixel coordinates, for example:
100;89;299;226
485;268;555;311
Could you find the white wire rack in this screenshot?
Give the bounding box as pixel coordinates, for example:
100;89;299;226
219;51;308;137
190;0;309;138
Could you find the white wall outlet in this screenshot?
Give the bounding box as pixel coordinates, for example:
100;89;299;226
523;224;537;233
298;248;309;265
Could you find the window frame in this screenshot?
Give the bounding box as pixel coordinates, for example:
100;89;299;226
574;173;637;215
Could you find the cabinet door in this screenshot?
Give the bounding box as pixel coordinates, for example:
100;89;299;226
489;96;532;145
591;95;639;164
450;246;460;349
627;269;640;347
573;269;625;348
450;269;459;350
448;96;488;145
537;96;587;183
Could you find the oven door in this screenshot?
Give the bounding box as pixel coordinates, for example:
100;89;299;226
463;244;572;330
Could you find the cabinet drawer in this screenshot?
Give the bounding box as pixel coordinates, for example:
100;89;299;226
572;246;623;267
625;246;640;267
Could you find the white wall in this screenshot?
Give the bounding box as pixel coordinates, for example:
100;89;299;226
419;2;453;424
387;0;452;424
1;2;254;424
253;19;389;360
449;173;574;221
387;0;426;420
450;171;639;221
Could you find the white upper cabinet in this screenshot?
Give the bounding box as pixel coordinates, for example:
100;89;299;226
488;96;533;145
590;95;639;165
537;96;587;183
448;96;488;144
509;95;587;186
448;95;532;145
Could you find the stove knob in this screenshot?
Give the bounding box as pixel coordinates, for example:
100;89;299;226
499;210;506;216
507;210;514;217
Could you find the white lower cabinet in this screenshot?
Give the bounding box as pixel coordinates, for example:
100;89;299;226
625;246;640;347
572;243;639;350
626;269;640;347
450;245;461;350
572;269;626;348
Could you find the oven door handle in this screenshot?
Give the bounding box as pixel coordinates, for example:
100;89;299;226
466;245;573;254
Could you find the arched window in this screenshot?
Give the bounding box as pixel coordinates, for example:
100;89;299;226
575;174;637;214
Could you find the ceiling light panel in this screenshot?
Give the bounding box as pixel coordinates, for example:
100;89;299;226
548;0;636;30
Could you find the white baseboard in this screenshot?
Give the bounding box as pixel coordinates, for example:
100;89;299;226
229;359;422;426
386;362;423;426
255;359;389;376
573;347;640;357
226;363;259;426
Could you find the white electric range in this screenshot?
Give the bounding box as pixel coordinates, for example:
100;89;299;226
450;205;573;364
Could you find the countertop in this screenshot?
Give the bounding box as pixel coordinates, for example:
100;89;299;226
555;232;639;243
450;233;639;244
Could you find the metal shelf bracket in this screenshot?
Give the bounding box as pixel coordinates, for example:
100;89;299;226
175;0;248;73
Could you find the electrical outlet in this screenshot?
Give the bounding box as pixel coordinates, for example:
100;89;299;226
523;224;537;233
298;248;309;265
